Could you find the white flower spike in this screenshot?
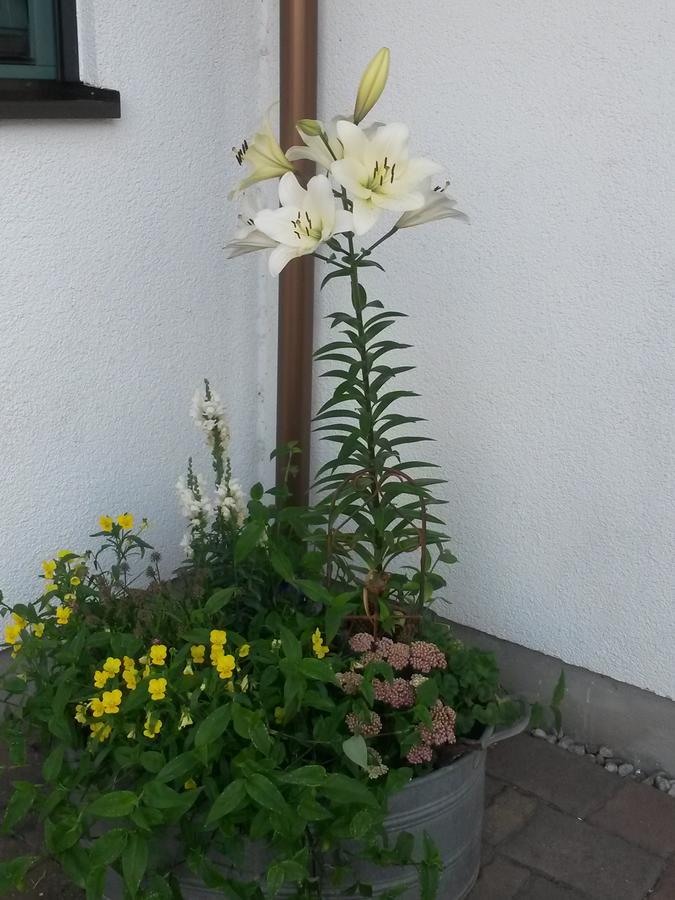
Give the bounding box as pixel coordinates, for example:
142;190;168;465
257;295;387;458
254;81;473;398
396;181;469;230
330;121;442;235
254;173;354;276
230;116;294;197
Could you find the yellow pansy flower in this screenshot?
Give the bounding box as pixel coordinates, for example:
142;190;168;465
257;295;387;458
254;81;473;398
184;778;197;790
117;513;134;530
102;689;122;714
42;560;56;580
70;576;81;586
33;623;45;638
74;703;87;724
94;670;111;689
216;654;236;680
311;628;329;659
99;515;113;532
11;612;27;629
55;606;72;626
210;644;225;666
90;698;106;718
210;629;227;646
274;706;285;724
238;643;250;659
103;657;121;675
4;623;21;646
123;656;136;670
148;678;167;701
90;723;112;743
122;669;138;691
149;645;167;666
143;715;162;739
190;644;206;664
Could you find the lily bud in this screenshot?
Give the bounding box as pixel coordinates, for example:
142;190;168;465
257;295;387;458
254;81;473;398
353;47;390;124
296;118;324;137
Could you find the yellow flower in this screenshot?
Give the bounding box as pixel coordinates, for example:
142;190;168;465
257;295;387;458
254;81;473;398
117;513;134;530
148;678;167;701
190;644;206;664
70;576;81;586
11;612;27;629
94;670;111;689
63;593;75;603
90;698;106;718
103;657;121;675
74;703;87;725
184;778;197;790
55;606;72;626
183;663;194;676
210;644;225;666
353;47;390;124
238;643;250;659
216;654;236;680
311;628;329;659
90;723;112;743
4;623;21;646
122;669;138;691
149;645;167;666
43;584;58;594
210;629;227;646
143;715;162;739
99;515;113;532
42;560;56;580
274;706;285;724
123;656;136;670
33;623;45;638
142;664;151;678
102;689;122;714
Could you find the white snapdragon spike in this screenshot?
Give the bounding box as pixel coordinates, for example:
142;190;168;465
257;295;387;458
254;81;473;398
286;117;345;171
215;480;247;528
225;190;278;259
230;116;294;197
330;121;442;235
176;476;213;526
254;173;354;276
179;531;194;560
191;387;230;451
395;180;469;230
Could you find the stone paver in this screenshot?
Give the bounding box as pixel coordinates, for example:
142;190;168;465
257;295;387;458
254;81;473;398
649;861;675;898
484;774;506;804
486;734;621;817
483;787;538;845
588;779;675;857
517;874;589;899
501;805;664;900
468;856;530;899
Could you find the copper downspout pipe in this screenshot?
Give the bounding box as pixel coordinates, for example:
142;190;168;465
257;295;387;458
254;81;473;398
277;0;318;503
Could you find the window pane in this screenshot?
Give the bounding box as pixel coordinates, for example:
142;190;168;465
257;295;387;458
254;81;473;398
0;0;30;62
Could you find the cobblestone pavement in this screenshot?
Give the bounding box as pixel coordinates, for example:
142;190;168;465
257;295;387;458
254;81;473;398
2;734;675;897
470;734;675;899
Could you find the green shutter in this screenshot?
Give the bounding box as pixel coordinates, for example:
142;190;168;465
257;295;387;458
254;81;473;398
0;0;58;79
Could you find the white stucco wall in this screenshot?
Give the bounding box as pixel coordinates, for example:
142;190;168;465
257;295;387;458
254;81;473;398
0;2;277;606
315;1;675;699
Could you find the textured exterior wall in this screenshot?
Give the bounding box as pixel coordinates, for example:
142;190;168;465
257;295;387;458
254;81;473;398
315;1;675;698
0;3;278;605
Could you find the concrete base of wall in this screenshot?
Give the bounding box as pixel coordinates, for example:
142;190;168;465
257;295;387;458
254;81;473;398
451;622;675;774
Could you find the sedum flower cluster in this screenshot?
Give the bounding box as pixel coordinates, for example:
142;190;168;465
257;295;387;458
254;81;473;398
226;47;467;275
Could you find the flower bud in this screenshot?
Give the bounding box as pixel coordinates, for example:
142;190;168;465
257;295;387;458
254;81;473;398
296;118;324;137
353;47;390;124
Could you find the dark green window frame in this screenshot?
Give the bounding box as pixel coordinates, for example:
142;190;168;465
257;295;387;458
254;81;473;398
0;0;120;118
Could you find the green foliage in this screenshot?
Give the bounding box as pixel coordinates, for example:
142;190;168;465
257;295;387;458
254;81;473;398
530;668;567;735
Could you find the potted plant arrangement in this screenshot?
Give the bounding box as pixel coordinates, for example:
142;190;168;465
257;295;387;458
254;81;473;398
0;49;528;900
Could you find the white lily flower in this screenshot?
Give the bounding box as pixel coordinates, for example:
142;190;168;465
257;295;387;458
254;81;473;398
353;47;390;125
225;191;277;259
286;116;345;170
395;180;469;230
330;121;442;235
254;173;354;276
229;116;294;197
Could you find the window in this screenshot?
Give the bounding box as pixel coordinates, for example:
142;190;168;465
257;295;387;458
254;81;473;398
0;0;120;118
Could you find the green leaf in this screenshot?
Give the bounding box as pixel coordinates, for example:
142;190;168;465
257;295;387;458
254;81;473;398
90;827;128;867
2;781;38;833
552;669;566;708
140;751;164;773
123;832;149;897
141;780;184;810
59;845;90;889
0;856;38;893
156;752;196;784
279;626;302;663
42;745;64;783
342;734;369;771
234;520;266;563
245;773;289;816
298;658;336;683
85;866;106;900
280;765;327;787
250;721;272;754
204;587;237;615
269;546;295;583
194;705;231;749
250;482;264;501
2;676;27;694
45;816;82;853
87;790;138;818
205;779;247;827
321;774;379;808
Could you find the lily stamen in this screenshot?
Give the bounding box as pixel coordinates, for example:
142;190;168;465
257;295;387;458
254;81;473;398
233;139;249;166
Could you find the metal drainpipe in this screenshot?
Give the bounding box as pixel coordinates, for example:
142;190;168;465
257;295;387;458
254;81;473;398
277;0;318;504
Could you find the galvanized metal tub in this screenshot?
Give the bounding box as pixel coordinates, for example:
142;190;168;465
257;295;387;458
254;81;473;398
106;714;528;899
